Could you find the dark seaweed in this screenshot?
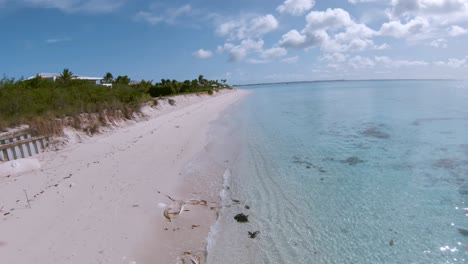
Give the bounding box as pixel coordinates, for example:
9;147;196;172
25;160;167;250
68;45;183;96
341;156;365;166
234;213;249;223
248;231;260;238
361;127;390;139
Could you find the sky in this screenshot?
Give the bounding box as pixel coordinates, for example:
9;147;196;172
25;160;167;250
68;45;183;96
0;0;467;84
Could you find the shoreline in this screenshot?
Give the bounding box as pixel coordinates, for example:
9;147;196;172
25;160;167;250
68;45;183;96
0;89;249;263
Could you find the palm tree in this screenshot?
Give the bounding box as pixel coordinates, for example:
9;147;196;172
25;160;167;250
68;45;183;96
58;68;75;83
102;72;114;84
114;75;130;85
198;74;205;86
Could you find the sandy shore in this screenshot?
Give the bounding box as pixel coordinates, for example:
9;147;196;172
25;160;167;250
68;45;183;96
0;89;248;264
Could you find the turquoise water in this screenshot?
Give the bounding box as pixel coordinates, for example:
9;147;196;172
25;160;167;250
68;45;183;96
207;80;468;264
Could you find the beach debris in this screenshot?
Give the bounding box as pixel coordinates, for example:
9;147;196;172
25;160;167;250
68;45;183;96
23;189;31;209
156;190;176;201
341;156;365;166
187;199;208;206
162;197;215;221
245;205;250;210
234;213;249;223
231;199;240;204
458;227;468;237
389;239;394;246
248;231;260;239
163;200;184;222
191;225;200;229
176;251;204;264
361;127;390;139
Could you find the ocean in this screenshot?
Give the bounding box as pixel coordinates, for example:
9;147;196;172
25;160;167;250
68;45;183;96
207;80;468;264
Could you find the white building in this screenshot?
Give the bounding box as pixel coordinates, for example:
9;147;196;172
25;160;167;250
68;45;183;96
27;73;103;85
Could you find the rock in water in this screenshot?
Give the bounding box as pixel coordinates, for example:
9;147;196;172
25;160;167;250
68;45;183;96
234;213;249;223
458;228;468;237
248;231;260;238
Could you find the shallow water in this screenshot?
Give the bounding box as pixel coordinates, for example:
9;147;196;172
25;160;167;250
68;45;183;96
207;80;468;264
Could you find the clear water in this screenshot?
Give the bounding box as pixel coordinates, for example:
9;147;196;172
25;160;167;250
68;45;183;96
207;80;468;264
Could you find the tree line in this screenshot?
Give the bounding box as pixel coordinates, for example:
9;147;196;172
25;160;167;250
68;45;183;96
0;68;232;133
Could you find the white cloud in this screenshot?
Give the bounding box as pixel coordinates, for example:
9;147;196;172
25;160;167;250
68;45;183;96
449;25;468;36
193;49;213;59
434;56;468;68
261;47;288;59
277;0;315;16
305;8;353;31
390;0;468;19
134;11;163;25
225;39;265;62
247;58;270;64
322;52;348;63
278;8;384;54
216;14;279;40
379;16;430;38
135;4;192;25
45;37;71;44
374;56;428;67
279;30;309;48
282;56;299;63
348;55;376;69
5;0;126;13
429;38;448;48
348;0;383;4
375;43;391;50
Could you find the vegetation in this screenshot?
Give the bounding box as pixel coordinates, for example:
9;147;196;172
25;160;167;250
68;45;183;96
0;70;231;135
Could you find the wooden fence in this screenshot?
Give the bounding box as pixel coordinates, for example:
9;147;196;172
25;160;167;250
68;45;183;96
0;128;49;162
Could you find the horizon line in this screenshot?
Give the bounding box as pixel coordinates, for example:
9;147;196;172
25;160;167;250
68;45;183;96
234;78;464;87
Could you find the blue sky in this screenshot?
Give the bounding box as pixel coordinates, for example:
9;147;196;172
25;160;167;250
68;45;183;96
1;0;467;84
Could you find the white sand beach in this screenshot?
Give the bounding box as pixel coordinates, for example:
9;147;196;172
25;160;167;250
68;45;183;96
0;89;248;264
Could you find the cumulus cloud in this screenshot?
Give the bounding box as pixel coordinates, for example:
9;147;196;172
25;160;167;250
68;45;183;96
389;0;468;19
449;25;468;36
193;49;213;59
374;56;428;67
379;16;430;38
135;4;192;25
321;52;348;63
282;56;299;63
280;8;381;53
348;0;383;4
216;14;279;40
3;0;126;13
276;0;315;16
429;38;448;48
348;55;376;69
434;56;468;68
279;30;309;48
380;0;468;42
223;39;265;62
260;47;288;59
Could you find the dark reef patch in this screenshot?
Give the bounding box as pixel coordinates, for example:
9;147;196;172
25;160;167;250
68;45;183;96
341;156;365;166
459;184;468;195
432;158;467;170
361;127;390;139
292;156;327;173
